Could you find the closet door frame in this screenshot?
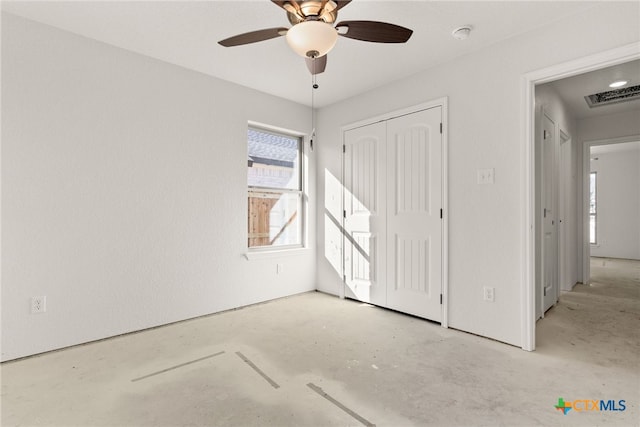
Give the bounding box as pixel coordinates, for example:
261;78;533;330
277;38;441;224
340;97;449;328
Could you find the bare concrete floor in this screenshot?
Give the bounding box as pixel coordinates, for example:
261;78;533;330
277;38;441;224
2;258;638;426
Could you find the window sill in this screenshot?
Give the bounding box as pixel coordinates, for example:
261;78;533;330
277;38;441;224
244;247;308;261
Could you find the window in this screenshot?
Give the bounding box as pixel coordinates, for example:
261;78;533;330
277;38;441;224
589;171;597;244
247;127;302;249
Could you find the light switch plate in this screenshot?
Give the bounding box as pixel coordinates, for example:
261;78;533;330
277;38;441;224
477;168;495;185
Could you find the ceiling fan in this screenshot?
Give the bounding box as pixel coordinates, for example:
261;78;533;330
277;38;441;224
218;0;413;75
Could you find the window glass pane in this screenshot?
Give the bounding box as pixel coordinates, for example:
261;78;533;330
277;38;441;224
590;214;596;244
248;191;301;248
248;128;300;190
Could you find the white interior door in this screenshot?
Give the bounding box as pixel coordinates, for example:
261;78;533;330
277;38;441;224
343;106;443;322
343;122;386;307
386;108;442;320
541;112;558;313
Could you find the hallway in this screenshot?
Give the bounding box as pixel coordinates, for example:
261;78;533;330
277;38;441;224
536;256;639;375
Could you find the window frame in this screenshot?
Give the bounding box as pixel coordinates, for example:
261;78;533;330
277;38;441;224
589;171;597;245
247;125;305;252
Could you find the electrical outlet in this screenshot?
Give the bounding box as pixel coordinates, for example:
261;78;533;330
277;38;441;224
31;296;47;313
483;287;495;302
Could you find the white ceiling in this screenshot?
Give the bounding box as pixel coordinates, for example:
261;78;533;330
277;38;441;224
1;0;606;107
591;141;640;155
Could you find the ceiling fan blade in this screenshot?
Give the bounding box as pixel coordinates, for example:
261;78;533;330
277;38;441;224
306;55;327;75
218;27;288;47
334;1;352;11
335;20;413;43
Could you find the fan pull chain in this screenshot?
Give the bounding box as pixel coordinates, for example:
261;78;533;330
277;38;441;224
310;70;317;151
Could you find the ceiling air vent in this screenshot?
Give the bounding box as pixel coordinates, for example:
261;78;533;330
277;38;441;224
585;84;640;108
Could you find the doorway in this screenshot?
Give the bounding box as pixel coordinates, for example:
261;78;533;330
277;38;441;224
583;138;640;280
522;42;640;351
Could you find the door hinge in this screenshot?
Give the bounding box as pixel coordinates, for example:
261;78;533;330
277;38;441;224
440;209;443;219
439;123;443;134
343;210;346;218
440;294;443;304
343;144;346;153
543;288;547;297
343;274;346;282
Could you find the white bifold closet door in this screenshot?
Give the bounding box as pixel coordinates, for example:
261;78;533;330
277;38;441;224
344;106;442;321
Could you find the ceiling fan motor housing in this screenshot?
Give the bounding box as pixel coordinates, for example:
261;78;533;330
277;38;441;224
286;1;339;25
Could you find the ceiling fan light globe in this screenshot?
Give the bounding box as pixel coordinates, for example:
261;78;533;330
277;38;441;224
286;21;338;58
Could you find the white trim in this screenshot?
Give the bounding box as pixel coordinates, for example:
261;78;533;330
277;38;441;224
244;248;308;261
583;144;592;279
339;129;346;300
521;72;536;351
441;97;450;329
523;43;640;85
247;120;307;138
582;135;640;282
342;98;448;132
558;128;572;293
340;97;450;327
521;42;640;352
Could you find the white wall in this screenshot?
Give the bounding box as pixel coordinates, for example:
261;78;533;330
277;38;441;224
315;2;639;347
578;110;640;142
576;110;640;274
1;13;315;361
589;145;640;260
